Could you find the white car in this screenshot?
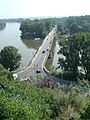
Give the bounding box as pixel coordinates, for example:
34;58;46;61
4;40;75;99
13;74;18;79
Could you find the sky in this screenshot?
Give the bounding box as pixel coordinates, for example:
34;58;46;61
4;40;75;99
0;0;90;19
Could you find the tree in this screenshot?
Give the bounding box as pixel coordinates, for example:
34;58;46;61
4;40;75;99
0;20;6;30
81;21;90;32
80;34;90;80
0;64;13;79
20;19;46;39
69;22;81;34
58;32;90;81
80;104;90;119
43;18;54;32
20;18;55;39
57;22;66;35
0;46;22;71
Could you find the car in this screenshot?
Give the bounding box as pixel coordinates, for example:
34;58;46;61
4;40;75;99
42;51;45;53
36;69;41;73
13;74;18;79
34;38;41;40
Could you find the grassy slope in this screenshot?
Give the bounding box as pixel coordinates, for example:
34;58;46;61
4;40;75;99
0;65;90;120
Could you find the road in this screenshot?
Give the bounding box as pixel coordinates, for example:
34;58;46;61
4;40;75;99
14;27;57;81
13;27;81;86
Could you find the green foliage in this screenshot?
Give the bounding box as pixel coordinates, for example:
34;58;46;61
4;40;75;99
80;104;90;119
57;21;66;35
0;46;22;71
56;15;90;35
81;20;90;32
40;84;90;120
0;20;6;30
0;64;13;79
0;77;51;120
58;32;90;81
66;15;90;34
20;18;55;39
43;18;55;32
0;67;90;119
19;15;90;38
69;22;81;34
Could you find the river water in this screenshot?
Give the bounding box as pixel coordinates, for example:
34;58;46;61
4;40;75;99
0;22;59;70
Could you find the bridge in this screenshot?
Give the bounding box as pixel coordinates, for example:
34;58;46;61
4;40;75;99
13;27;57;81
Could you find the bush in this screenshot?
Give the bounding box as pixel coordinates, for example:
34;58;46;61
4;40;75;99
80;104;90;119
0;64;13;80
0;67;90;119
37;78;58;88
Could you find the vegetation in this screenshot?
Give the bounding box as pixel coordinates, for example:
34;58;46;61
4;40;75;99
0;20;6;30
80;104;90;119
20;18;55;39
0;46;22;71
0;65;90;119
57;32;90;81
0;15;90;119
19;15;90;39
0;64;13;79
57;15;90;35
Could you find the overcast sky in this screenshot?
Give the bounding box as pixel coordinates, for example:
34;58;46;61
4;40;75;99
0;0;90;19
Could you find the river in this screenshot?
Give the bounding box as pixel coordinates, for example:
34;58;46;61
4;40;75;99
0;22;59;70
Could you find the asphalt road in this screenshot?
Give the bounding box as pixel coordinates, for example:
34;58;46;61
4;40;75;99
15;27;57;80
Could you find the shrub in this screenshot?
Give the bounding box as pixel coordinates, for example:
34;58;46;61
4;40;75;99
37;78;58;88
80;104;90;119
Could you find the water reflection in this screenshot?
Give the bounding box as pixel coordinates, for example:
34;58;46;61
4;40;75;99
21;39;42;50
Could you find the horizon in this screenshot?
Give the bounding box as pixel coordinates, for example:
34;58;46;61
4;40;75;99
1;14;90;20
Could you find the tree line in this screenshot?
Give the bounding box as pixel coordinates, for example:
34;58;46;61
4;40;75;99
20;15;90;39
20;18;55;39
57;15;90;34
0;20;6;30
2;18;24;23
